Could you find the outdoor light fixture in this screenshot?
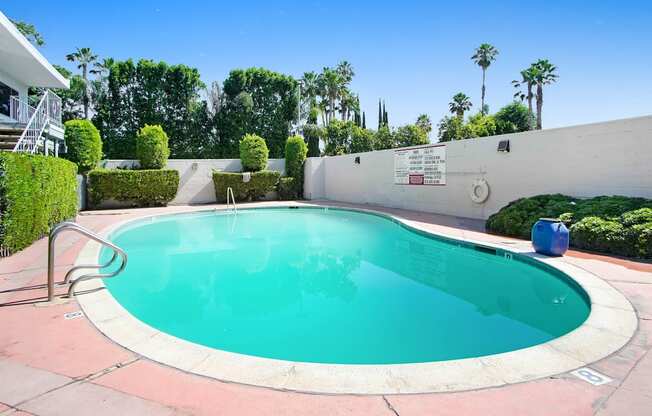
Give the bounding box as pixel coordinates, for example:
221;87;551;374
354;156;361;164
497;140;510;152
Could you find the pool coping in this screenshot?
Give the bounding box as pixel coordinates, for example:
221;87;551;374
74;203;638;395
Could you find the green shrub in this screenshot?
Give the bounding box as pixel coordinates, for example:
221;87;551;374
278;177;300;200
88;169;179;208
239;134;268;172
0;153;77;253
64;119;102;173
570;217;628;255
285;136;308;178
486;194;578;239
135;125;170;169
621;208;652;227
212;170;280;202
488;194;652;258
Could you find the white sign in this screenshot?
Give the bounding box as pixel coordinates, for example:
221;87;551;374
394;145;446;185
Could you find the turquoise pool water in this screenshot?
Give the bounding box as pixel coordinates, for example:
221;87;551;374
102;208;590;364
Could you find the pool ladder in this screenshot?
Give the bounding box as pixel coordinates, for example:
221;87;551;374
226;187;237;214
47;222;127;301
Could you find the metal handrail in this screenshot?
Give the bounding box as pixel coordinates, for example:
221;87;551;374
47;222;128;301
12;90;63;154
226;186;237;213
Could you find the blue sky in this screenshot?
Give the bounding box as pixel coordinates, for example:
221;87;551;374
5;1;652;131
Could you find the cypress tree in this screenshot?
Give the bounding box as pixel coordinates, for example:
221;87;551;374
362;112;366;129
378;99;382;129
382;101;388;126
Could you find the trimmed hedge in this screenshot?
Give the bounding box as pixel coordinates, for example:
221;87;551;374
88;169;179;208
239;134;268;172
136;125;170;169
213;170;280;202
486;194;652;258
64;119;102;173
0;153;78;253
285;136;308;178
278;177;300;200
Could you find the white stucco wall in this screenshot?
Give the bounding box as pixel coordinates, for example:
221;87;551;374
304;115;652;220
102;159;285;205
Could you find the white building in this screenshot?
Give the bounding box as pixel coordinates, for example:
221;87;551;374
0;10;69;155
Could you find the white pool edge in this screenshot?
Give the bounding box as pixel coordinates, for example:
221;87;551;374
75;203;638;395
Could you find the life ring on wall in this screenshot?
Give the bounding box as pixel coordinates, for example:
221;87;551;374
470;178;490;204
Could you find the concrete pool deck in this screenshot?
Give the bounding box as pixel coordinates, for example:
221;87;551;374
0;201;651;415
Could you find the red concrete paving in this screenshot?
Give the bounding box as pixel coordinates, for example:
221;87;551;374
1;202;651;415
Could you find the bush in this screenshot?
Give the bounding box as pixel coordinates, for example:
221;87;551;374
487;194;652;258
0;153;77;253
570;217;628;255
285;136;308;178
213;170;280;202
88;169;179;208
135;125;170;169
486;194;578;239
64;119;102;173
239;134;268;172
278;177;300;200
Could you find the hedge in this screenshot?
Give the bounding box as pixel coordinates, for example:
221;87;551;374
239;134;268;172
64;119;102;173
213;170;280;202
135;125;170;169
0;153;78;253
486;194;652;258
278;177;300;200
88;169;179;208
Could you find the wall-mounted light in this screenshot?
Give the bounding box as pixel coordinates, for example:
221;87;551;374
497;140;510;152
354;156;361;164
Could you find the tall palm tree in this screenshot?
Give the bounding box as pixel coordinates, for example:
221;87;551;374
319;68;342;124
512;66;538;128
531;59;558;130
335;61;354;84
471;43;498;114
300;71;320;123
66;47;98;119
448;93;473;119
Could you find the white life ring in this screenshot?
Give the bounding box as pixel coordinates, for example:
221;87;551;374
470;178;490;204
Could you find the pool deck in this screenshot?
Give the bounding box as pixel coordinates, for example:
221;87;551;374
0;201;651;415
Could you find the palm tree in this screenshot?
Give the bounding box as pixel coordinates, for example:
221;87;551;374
319;68;342;124
335;61;354;84
512;66;538;128
448;93;473;119
90;57;115;79
300;71;320;123
66;47;98;119
471;44;499;114
531;59;558;130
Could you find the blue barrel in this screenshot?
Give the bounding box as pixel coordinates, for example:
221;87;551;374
531;218;569;256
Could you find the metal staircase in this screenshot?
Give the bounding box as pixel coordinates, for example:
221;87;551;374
2;90;65;155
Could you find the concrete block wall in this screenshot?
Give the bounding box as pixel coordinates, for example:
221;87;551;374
303;116;652;220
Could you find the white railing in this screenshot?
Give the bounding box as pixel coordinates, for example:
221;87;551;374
11;90;63;154
9;96;36;124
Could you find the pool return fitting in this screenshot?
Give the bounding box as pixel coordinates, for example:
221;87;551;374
47;222;127;301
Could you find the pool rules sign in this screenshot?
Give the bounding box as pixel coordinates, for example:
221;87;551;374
394;144;446;185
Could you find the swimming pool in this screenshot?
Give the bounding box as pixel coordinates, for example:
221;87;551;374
101;207;590;365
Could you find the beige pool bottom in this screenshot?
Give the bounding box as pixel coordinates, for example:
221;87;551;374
76;204;637;395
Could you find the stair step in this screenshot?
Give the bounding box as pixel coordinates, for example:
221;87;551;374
0;135;21;141
0;129;24;135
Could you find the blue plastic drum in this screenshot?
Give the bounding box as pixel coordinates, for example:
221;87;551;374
531;218;569;256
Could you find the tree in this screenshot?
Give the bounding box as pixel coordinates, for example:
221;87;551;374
318;68;342;125
299;71;320;122
377;99;382;129
471;43;499;114
466;113;497;137
448;93;472;119
415;114;432;135
220;67;299;157
374;125;394;150
10;20;44;46
362;112;366;129
205;81;223;116
394;125;428;148
382;101;388;126
66;47;98;119
90;57;115;80
494;102;535;134
512;66;537;128
49;65;85;121
531;59;558;130
437;116;471;142
93;59;209;158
